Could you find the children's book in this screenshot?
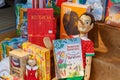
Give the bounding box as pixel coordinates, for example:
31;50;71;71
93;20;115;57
105;0;120;28
53;37;84;79
60;2;90;39
86;0;108;21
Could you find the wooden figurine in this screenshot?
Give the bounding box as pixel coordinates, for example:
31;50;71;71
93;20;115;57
44;12;95;80
63;12;95;80
25;54;38;80
77;13;95;80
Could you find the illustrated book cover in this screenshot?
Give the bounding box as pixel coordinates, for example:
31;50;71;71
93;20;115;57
86;0;108;21
60;2;90;39
53;37;84;79
105;0;120;28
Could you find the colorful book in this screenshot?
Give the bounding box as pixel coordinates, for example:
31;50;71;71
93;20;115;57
105;0;120;28
60;2;90;39
53;37;84;79
86;0;108;21
22;42;51;80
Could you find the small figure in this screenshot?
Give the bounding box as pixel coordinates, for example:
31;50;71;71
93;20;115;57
25;54;38;80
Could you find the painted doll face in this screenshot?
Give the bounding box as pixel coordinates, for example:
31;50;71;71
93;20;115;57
78;15;93;34
28;59;36;67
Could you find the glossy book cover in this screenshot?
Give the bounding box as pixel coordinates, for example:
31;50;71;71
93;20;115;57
86;0;108;21
60;2;89;39
105;0;120;28
53;37;84;79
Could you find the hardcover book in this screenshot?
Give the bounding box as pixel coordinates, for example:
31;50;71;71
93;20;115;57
86;0;108;21
27;8;56;47
60;2;90;39
53;37;84;79
105;0;120;28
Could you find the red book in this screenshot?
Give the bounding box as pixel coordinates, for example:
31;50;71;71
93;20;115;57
27;8;56;47
56;0;68;7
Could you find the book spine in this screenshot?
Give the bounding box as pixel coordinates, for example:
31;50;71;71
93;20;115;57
39;0;43;8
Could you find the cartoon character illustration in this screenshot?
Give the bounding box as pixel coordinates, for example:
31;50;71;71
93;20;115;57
57;51;66;66
48;0;52;6
20;20;28;38
67;63;81;77
25;54;38;80
63;11;79;36
106;3;120;27
86;0;103;21
57;51;67;77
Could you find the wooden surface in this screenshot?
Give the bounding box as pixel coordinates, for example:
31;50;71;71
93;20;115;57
89;22;120;80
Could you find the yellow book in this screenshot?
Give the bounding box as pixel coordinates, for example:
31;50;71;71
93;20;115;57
22;42;51;80
60;2;90;39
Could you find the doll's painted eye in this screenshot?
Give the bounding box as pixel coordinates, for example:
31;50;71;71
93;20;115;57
85;21;90;25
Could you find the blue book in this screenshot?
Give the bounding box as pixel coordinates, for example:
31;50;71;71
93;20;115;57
79;0;86;4
86;0;108;21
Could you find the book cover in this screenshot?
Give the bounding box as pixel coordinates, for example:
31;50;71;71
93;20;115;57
60;2;90;39
86;0;108;21
105;0;120;28
27;8;56;47
22;42;51;80
53;37;84;79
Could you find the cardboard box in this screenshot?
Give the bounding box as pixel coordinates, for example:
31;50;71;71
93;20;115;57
9;49;30;79
22;42;51;80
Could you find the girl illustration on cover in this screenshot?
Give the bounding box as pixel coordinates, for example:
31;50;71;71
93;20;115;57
25;54;38;80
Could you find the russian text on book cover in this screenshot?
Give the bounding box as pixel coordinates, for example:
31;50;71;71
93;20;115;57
53;37;84;79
